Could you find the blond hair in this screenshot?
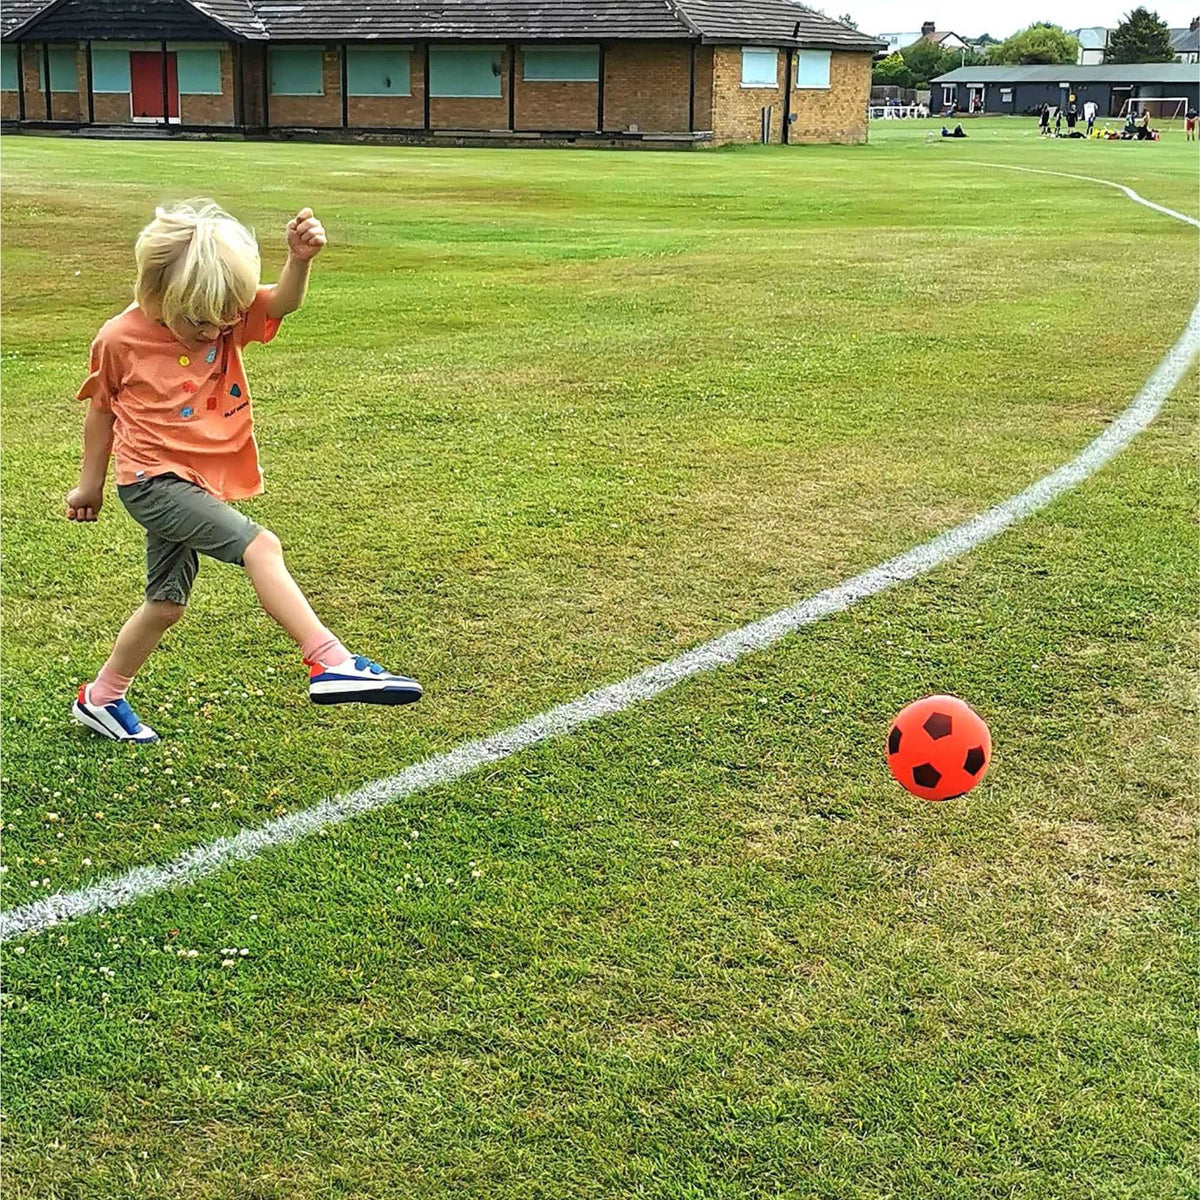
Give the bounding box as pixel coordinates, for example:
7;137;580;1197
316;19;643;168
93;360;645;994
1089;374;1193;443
135;199;260;332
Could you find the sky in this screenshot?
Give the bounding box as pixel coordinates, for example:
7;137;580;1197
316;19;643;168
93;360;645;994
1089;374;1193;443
843;2;1198;37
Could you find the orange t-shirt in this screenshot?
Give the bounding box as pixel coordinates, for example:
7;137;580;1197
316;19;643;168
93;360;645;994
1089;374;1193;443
76;287;282;501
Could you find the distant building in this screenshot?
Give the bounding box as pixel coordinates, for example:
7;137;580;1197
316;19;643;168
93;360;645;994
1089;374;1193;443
1169;18;1200;64
877;20;972;56
878;31;924;55
931;63;1199;117
1069;26;1110;65
0;0;885;147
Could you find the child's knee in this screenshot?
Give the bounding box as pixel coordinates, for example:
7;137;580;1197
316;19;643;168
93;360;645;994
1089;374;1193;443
244;528;283;565
146;599;187;627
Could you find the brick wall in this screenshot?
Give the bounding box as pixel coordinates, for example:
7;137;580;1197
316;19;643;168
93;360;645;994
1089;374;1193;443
180;45;234;125
18;45;83;121
347;49;424;128
514;48;595;130
788;50;870;144
93;91;133;122
711;45;784;145
429;47;508;130
692;45;714;131
269;44;341;127
603;41;690;133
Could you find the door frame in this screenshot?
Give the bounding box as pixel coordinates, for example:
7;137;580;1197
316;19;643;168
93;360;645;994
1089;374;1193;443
129;49;180;122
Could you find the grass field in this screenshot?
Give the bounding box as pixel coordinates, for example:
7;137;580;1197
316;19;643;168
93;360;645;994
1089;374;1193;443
2;116;1197;1198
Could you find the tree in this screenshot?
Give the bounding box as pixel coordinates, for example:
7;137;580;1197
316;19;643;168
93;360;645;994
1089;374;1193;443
837;12;858;28
1107;7;1174;62
872;51;914;87
987;22;1080;64
900;38;958;86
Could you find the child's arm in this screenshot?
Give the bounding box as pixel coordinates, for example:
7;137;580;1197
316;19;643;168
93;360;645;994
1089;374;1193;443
66;399;116;521
266;207;327;319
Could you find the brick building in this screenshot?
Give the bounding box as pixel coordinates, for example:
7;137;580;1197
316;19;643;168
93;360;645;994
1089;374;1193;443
0;0;882;147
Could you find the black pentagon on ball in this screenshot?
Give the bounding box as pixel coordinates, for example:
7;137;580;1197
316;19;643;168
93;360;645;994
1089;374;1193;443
888;726;902;755
912;763;941;789
963;746;986;776
922;712;953;740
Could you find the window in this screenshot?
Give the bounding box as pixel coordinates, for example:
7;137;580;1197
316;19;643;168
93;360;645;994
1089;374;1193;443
1;45;17;91
346;45;411;95
38;46;78;92
941;84;955;105
795;49;831;89
177;48;221;94
91;46;131;92
522;46;598;82
741;47;778;88
1000;87;1013;103
428;47;501;98
269;47;324;96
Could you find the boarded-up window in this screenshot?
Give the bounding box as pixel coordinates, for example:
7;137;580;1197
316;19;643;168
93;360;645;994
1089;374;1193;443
346;46;411;96
1000;87;1013;102
796;49;831;89
522;46;598;82
1;45;17;91
39;46;78;92
91;46;131;92
177;48;221;94
741;47;778;87
429;47;501;97
270;47;324;96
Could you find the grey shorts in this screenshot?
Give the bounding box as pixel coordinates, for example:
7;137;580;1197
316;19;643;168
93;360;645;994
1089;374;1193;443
117;473;261;605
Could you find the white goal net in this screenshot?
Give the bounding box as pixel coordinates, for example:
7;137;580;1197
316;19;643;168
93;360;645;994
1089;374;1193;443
1118;97;1188;121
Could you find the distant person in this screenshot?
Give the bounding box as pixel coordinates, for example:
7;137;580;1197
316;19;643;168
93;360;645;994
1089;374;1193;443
1083;99;1097;135
1054;107;1063;136
1138;110;1152;140
1066;103;1077;131
1187;108;1197;140
941;124;967;138
1039;103;1051;135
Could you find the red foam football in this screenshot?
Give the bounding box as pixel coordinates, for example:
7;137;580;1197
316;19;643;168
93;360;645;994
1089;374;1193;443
886;695;991;802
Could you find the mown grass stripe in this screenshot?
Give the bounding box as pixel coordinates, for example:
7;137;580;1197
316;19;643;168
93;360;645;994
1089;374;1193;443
2;169;1196;944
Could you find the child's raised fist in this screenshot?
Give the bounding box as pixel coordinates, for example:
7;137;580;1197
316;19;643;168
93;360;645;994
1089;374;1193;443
286;207;327;261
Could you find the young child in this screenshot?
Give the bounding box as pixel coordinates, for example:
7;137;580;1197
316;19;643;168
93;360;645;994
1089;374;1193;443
67;199;422;743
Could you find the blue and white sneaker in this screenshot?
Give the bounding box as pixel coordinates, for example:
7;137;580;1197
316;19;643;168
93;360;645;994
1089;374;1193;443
307;655;423;707
72;684;160;744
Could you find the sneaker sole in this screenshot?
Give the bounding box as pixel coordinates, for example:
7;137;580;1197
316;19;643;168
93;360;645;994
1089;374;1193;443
310;687;423;707
72;701;160;743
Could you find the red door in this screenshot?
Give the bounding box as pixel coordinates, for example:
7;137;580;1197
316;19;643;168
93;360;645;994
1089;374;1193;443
130;52;179;119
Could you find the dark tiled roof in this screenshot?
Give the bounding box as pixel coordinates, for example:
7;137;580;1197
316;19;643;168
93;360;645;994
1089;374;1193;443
192;0;267;37
1;0;52;35
677;0;882;48
255;0;687;40
2;0;883;47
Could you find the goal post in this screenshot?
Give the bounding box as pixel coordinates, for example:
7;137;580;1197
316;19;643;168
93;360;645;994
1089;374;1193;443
1118;97;1188;121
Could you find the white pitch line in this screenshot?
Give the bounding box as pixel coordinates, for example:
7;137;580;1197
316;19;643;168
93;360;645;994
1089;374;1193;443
3;169;1198;943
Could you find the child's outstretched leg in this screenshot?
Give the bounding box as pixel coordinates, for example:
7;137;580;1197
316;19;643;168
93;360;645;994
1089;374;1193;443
242;530;422;706
73;600;185;743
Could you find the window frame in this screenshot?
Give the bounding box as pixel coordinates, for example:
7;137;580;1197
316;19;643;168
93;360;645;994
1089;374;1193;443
428;45;503;98
794;48;831;90
176;47;222;95
38;45;78;92
268;46;325;97
522;44;599;83
1;44;18;91
740;46;779;89
345;44;412;97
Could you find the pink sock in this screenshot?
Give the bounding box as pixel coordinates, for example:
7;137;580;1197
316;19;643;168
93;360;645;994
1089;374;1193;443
90;663;134;706
300;628;350;668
